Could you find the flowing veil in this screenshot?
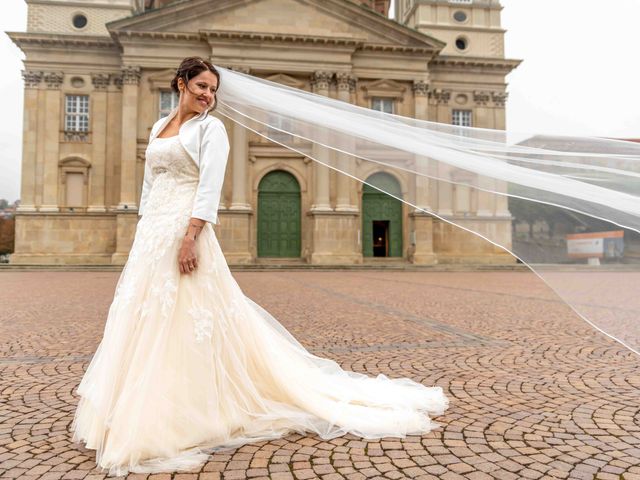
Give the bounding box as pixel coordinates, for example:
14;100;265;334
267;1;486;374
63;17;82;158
214;66;640;356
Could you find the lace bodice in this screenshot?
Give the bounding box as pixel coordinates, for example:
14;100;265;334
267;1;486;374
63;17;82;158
129;135;202;266
146;135;199;182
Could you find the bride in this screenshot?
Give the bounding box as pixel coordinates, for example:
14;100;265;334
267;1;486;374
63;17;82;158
70;56;449;476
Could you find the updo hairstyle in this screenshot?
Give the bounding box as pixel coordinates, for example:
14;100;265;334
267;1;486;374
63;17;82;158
170;56;220;111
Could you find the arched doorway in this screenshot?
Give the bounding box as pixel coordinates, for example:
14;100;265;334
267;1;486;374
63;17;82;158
257;170;301;258
362;172;403;257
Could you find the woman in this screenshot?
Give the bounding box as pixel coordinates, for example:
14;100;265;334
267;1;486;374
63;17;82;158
70;56;449;476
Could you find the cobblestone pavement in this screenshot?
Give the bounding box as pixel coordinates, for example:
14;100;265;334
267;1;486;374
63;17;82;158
1;271;639;480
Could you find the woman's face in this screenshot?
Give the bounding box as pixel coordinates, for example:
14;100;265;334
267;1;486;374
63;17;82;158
178;70;218;114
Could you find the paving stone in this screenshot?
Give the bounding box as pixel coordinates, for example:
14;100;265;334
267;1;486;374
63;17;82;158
1;271;639;480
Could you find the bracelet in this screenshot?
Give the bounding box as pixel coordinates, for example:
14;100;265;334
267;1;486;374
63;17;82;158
185;223;204;241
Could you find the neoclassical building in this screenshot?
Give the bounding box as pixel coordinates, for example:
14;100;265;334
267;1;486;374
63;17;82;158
9;0;520;265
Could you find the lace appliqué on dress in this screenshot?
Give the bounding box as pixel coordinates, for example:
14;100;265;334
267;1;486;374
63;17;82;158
188;305;215;343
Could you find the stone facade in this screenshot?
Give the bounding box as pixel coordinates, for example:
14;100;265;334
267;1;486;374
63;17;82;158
9;0;521;265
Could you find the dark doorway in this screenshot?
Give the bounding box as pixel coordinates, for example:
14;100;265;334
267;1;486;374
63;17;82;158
372;220;390;257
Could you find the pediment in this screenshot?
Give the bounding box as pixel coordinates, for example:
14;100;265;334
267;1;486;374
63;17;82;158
264;73;306;89
108;0;444;52
361;78;406;98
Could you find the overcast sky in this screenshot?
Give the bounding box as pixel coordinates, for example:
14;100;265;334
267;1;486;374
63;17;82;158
0;0;638;203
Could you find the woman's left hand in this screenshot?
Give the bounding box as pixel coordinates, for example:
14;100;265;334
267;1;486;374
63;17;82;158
179;218;205;274
178;237;198;274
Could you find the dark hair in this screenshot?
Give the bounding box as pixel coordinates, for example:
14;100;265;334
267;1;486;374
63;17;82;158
171;56;220;111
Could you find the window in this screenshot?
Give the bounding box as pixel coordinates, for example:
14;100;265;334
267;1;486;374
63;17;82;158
72;13;88;29
452;109;472;127
453;11;468;22
371;97;394;114
159;90;179;119
65;95;89;132
455;36;469;51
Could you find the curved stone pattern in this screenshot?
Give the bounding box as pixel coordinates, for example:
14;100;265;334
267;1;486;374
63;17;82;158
0;271;639;479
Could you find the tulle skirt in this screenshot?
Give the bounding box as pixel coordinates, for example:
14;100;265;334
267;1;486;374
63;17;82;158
70;205;449;476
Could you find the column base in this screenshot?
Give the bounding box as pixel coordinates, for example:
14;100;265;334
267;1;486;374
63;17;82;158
228;203;252;211
335;204;359;212
16;205;37;212
87;205;108;213
310;204;333;212
39;205;59;212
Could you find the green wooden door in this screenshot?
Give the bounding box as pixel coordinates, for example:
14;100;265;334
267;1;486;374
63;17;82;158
362;172;403;257
258;170;301;257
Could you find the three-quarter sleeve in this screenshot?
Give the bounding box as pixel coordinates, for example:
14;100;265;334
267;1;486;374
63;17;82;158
190;119;230;224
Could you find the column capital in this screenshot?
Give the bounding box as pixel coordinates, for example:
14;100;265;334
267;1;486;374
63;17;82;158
412;80;429;97
22;70;43;89
121;66;141;86
91;73;111;91
335;72;357;92
429;88;451;105
310;71;332;92
491;91;508;107
473;90;491;106
43;72;64;90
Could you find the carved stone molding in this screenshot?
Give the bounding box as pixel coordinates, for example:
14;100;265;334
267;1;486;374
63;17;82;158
310;71;331;91
43;72;64;89
412;80;429;97
473;90;491;106
229;65;250;74
91;73;111;90
121;66;141;86
429;88;451;105
491;91;508;107
22;70;43;89
336;72;357;92
111;73;123;89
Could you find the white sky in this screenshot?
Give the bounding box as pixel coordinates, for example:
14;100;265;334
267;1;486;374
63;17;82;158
0;0;638;202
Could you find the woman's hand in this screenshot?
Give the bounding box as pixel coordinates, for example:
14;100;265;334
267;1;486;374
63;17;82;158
178;218;206;274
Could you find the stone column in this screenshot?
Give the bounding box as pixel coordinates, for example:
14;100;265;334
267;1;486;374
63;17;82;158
40;72;63;212
409;79;436;264
88;73;110;212
112;66;140;265
430;88;453;216
117;66;140;210
334;72;358;212
492;91;511;218
17;71;42;212
309;71;332;212
229;121;250;211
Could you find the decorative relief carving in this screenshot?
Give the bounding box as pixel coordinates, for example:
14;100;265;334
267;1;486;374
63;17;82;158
121;66;141;86
91;73;111;90
111;74;123;89
310;71;331;91
473;90;491;106
336;72;357;92
22;70;43;89
491;91;508;107
412;80;429;97
43;72;64;89
429;88;451;105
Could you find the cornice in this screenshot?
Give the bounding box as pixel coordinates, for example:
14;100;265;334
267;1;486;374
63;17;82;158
113;30;200;42
199;29;364;48
7;31;117;50
430;55;522;73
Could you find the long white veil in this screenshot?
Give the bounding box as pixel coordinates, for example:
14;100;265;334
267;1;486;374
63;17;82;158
214;66;640;356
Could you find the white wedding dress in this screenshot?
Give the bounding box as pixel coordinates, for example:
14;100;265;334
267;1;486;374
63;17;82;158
70;133;449;476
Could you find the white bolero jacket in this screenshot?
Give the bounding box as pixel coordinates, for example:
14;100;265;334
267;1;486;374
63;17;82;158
138;107;230;225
